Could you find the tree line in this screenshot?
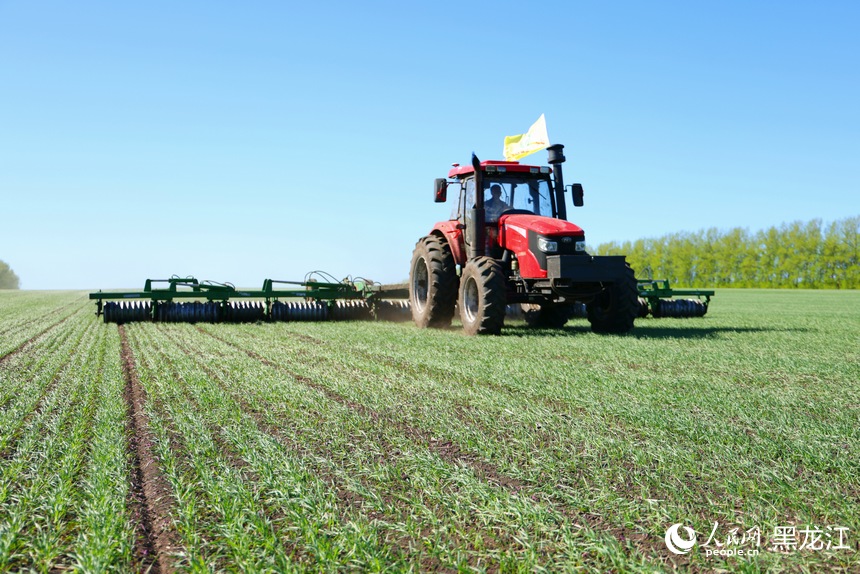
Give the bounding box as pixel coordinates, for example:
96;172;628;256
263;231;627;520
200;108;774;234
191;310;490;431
594;216;860;289
0;260;20;289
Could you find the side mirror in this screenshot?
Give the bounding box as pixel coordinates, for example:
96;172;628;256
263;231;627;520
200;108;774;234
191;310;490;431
434;178;448;203
571;183;584;207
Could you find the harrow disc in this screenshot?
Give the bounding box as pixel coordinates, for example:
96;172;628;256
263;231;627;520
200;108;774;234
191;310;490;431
156;301;224;323
271;301;287;321
226;301;266;322
652;298;707;318
271;301;329;321
155;302;173;322
637;297;650;318
376;300;412;322
103;301;152;324
330;300;373;321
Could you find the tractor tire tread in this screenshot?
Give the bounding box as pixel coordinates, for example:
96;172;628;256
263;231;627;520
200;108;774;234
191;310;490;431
459;256;507;335
410;235;457;328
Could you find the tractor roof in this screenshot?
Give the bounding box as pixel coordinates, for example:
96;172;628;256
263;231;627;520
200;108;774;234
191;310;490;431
448;160;552;179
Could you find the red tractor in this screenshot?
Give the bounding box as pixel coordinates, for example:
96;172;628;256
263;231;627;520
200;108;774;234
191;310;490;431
409;144;638;335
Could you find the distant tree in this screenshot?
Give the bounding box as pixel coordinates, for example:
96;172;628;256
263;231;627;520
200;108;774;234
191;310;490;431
834;216;860;288
0;260;20;289
594;216;860;289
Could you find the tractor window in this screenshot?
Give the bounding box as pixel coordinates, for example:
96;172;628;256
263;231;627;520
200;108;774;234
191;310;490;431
483;177;554;218
457;176;555;222
458;179;476;222
510;178;553;216
451;181;468;220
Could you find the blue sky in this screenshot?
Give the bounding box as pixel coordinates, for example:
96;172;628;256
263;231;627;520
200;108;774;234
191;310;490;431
1;1;858;289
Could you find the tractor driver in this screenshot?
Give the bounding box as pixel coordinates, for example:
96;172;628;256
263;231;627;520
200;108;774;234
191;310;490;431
485;184;510;222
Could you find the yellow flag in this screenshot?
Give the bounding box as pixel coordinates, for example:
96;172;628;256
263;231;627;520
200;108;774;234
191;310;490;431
503;114;550;161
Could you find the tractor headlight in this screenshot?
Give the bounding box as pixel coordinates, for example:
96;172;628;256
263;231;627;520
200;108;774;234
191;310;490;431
538;237;558;253
575;240;586;252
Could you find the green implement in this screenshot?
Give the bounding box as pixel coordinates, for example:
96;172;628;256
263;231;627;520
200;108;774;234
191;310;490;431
89;273;410;324
636;279;714;318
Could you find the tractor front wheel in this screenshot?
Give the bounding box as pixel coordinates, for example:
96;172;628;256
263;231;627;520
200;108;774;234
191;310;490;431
587;263;638;334
459;257;507;335
409;235;457;328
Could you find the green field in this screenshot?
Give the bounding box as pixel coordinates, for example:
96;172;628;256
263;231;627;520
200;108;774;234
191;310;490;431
0;289;858;572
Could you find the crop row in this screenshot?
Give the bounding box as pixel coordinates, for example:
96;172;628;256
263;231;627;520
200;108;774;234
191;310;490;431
0;311;136;571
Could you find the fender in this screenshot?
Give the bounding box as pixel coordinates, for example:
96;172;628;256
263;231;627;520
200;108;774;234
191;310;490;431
430;221;466;266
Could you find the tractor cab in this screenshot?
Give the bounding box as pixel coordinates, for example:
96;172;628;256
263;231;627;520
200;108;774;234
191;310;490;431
452;170;558;259
454;168;557;222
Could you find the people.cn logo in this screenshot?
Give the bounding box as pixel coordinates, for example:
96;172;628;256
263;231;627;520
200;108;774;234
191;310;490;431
665;523;697;554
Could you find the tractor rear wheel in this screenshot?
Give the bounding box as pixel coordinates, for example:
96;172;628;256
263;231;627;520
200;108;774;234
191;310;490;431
409;235;457;328
459;257;507;335
521;303;571;329
587;263;638;334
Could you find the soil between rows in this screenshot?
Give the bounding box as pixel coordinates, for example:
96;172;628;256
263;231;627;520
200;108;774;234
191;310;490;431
119;325;181;574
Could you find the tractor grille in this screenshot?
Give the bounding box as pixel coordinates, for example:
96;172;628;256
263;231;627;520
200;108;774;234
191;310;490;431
555;236;586;255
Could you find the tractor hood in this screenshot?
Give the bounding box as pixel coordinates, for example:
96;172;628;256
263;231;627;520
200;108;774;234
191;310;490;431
499;214;584;237
499;214;587;279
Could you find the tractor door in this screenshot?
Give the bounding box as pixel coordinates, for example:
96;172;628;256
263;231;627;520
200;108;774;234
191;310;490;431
459;178;477;251
459;178;506;259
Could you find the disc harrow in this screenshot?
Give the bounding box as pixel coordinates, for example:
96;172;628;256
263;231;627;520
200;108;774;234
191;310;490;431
636;279;714;318
90;273;410;324
651;298;708;318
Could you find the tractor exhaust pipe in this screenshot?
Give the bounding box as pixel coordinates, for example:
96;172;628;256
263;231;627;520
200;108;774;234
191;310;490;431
546;144;567;220
469;152;486;259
